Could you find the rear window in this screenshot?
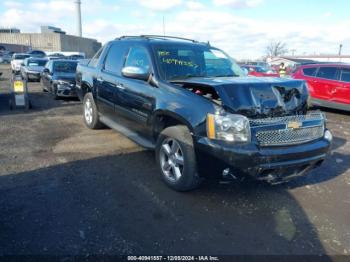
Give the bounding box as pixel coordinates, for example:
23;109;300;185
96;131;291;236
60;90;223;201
340;68;350;82
302;67;317;76
316;67;338;80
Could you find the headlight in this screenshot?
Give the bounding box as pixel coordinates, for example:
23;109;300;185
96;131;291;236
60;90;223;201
57;80;68;85
207;113;251;142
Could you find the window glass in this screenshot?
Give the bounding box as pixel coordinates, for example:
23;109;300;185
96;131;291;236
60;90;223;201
154;44;243;80
340;68;350;82
104;43;128;75
124;47;150;72
303;67;317;76
53;61;77;73
27;59;47;67
88;48;103;68
316;67;338;80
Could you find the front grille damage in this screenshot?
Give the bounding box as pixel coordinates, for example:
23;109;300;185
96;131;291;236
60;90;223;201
250;113;325;146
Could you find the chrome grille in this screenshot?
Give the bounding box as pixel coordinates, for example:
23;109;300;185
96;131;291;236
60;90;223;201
250;113;325;127
252;113;325;146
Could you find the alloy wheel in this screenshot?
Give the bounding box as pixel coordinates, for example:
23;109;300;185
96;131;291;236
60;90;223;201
159;138;185;182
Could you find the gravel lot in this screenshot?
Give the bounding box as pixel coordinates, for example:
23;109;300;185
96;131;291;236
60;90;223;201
0;64;349;256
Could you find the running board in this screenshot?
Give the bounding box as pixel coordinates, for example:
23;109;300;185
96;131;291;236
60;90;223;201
99;115;156;150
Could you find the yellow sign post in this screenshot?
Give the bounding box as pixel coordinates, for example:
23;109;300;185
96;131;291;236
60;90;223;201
9;75;30;110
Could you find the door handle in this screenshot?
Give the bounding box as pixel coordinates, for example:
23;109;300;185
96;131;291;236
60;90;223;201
116;83;125;90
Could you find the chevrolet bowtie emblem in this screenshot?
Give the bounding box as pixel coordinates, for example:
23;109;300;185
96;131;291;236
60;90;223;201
288;121;302;129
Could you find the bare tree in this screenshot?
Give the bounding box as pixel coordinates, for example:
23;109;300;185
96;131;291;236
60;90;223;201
266;41;288;57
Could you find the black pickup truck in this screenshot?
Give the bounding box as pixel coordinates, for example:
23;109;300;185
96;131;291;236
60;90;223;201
76;35;332;191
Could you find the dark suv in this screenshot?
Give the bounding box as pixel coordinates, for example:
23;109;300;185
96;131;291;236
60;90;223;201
76;35;332;191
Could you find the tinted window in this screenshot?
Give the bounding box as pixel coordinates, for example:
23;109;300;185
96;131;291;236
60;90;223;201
14;54;30;60
103;43;128;75
303;67;317;76
88;48;103;68
316;67;338;80
340;68;350;82
53;61;77;73
27;59;47;66
125;47;150;71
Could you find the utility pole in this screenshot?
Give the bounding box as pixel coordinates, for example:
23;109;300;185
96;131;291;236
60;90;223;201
338;44;343;56
291;49;296;56
75;0;82;37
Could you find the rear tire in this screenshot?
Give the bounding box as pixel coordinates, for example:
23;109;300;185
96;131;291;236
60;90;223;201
83;92;104;129
156;125;201;191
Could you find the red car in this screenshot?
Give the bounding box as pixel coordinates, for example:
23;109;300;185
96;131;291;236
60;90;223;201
242;65;279;77
291;64;350;111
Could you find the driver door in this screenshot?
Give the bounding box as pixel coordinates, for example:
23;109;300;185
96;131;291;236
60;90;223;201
116;46;156;139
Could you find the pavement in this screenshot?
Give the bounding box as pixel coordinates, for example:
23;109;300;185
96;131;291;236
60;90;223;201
0;64;349;256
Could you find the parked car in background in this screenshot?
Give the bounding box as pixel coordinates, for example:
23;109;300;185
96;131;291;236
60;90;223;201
11;53;30;73
75;35;332;191
292;63;350;111
41;59;78;99
27;50;46;58
0;51;14;64
47;53;65;60
20;57;48;81
241;65;279;77
66;54;85;61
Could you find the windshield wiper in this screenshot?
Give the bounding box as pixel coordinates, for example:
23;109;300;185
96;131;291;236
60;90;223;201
169;74;205;81
213;74;239;77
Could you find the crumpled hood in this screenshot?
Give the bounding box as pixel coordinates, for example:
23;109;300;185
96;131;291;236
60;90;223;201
173;77;309;118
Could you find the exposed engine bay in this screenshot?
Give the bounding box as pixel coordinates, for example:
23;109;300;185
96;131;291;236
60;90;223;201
172;77;309;118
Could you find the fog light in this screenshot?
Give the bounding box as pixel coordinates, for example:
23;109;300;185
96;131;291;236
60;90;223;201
324;130;333;142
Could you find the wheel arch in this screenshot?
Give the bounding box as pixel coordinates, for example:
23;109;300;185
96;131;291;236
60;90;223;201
152;110;194;140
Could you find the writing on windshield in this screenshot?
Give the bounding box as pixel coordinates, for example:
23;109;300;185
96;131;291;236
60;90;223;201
154;45;243;80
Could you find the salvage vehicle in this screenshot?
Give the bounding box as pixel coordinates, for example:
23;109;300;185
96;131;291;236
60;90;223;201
41;59;78;99
76;35;332;191
292;63;350;111
11;53;30;73
20;57;48;81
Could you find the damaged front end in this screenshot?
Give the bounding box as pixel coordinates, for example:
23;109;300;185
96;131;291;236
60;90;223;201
173;77;332;184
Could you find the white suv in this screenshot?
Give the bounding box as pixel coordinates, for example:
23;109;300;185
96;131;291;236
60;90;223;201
11;53;30;73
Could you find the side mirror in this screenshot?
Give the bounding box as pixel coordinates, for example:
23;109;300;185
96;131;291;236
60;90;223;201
43;68;49;74
122;66;150;81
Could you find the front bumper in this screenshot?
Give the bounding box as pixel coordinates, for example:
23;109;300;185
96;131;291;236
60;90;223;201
56;83;77;97
195;134;331;183
26;72;41;80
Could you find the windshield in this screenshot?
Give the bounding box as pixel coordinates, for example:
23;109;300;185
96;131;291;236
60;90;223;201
27;59;47;67
14;54;29;60
53;61;77;73
153;44;244;80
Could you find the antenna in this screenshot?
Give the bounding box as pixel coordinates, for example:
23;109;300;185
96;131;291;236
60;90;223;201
162;16;165;37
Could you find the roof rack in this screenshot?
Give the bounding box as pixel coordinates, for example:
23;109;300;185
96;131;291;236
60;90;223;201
140;35;198;43
115;35;199;43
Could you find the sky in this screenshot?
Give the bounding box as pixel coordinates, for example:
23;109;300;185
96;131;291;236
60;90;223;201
0;0;349;59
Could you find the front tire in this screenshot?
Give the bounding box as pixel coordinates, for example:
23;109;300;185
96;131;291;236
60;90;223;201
83;93;104;129
52;85;59;100
156;125;201;191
